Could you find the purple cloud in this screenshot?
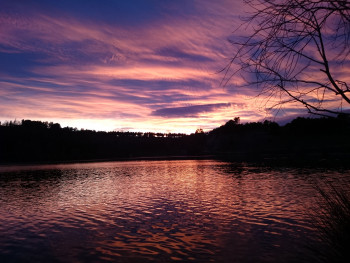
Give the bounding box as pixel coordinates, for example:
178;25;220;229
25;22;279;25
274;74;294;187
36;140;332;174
152;103;241;118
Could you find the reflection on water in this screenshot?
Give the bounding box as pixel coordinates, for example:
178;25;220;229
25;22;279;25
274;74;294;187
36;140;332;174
0;160;349;262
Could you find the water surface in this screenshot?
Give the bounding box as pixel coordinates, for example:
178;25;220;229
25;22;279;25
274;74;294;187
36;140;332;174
0;160;348;262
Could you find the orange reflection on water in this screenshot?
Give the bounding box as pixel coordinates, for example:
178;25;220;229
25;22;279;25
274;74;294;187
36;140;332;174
0;160;341;262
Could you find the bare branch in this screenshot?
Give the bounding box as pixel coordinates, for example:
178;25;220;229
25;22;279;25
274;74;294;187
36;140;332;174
224;0;350;117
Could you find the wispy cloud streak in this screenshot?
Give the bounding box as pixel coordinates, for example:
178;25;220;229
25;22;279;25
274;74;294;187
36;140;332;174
0;0;315;132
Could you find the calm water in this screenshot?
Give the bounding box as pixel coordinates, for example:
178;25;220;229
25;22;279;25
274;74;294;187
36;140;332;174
0;160;349;262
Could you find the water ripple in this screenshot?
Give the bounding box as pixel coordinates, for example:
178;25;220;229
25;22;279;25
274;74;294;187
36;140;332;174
1;160;349;262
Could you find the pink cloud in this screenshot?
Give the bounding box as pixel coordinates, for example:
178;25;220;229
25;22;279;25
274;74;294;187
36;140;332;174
1;0;323;133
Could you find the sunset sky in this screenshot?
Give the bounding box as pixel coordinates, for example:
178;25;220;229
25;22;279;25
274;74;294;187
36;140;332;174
0;0;321;133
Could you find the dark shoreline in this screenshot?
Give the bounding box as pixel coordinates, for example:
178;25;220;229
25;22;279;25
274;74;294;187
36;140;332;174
0;155;217;167
1;117;349;169
1;152;349;169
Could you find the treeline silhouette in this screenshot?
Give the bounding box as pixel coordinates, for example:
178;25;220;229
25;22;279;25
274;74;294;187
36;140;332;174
208;116;350;164
1;116;350;165
0;120;204;163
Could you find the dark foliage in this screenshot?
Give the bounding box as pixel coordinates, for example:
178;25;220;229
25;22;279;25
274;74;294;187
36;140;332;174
0;116;349;165
208;115;350;165
0;119;206;163
310;183;350;263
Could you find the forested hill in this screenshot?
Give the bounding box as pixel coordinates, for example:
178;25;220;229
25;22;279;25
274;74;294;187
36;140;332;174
1;116;349;165
207;116;350;164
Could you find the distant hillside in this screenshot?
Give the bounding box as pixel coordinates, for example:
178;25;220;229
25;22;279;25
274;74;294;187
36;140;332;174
208;116;350;165
1;116;350;165
0;120;205;163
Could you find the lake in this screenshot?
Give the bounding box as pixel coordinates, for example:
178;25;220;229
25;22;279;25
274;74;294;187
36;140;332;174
0;160;349;262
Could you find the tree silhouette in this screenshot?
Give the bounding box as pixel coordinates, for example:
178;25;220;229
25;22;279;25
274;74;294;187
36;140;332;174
195;128;204;134
223;0;350;117
1;117;350;165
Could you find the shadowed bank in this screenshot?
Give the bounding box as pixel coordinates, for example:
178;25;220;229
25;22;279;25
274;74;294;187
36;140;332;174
1;116;350;166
